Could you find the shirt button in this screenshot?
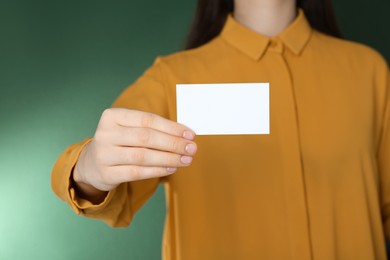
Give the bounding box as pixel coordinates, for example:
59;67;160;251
268;39;283;53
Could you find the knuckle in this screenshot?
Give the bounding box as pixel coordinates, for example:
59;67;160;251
93;130;106;142
135;129;151;146
140;113;155;128
169;137;181;152
167;154;181;166
93;131;102;141
129;149;146;165
115;128;126;142
97;108;116;133
128;166;141;180
101;108;114;121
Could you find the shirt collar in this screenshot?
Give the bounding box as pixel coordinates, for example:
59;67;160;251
220;9;312;61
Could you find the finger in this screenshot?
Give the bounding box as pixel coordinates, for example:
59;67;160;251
105;108;196;140
107;147;193;167
114;126;198;156
105;165;177;183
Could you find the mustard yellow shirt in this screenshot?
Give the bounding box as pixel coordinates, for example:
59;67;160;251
52;10;390;260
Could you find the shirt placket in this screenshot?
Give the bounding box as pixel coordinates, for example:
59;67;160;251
267;39;313;260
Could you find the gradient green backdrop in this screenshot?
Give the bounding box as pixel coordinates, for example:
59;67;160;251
0;1;389;259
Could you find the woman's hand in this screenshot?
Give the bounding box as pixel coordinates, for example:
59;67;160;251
72;108;197;201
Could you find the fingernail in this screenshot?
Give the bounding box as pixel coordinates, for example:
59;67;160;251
185;143;197;155
167;167;177;173
183;130;195;140
181;156;193;164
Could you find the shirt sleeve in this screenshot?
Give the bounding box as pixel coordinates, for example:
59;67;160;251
378;67;390;238
51;57;171;227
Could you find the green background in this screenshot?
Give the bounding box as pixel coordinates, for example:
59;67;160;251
0;1;389;259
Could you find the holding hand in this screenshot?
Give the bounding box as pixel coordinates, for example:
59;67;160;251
73;108;197;201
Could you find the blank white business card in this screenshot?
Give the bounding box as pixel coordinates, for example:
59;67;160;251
176;83;269;135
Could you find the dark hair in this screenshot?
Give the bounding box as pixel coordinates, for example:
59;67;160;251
185;0;342;50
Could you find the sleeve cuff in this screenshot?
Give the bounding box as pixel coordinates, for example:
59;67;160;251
62;138;116;214
69;185;117;213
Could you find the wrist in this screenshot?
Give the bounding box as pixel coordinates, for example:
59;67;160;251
71;170;108;205
72;146;108;204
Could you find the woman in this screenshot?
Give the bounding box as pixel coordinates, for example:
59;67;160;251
52;0;390;259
